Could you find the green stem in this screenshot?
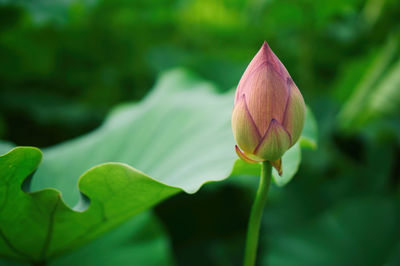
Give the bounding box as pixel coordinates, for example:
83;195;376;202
243;161;272;266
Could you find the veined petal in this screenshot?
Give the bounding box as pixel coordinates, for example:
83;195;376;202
232;95;261;154
261;41;291;80
235;44;270;104
282;79;306;146
244;63;289;135
254;119;291;161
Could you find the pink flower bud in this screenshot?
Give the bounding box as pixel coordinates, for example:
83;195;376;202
232;41;305;171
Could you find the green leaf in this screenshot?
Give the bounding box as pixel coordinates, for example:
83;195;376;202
367;58;400;119
0;141;14;155
32;69;237;207
0;69;237;264
299;107;318;150
262;198;400;266
0;147;179;264
0;69;317;264
338;35;400;131
52;211;175;266
0;211;174;266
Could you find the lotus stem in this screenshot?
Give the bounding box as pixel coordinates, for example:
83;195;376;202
243;161;272;266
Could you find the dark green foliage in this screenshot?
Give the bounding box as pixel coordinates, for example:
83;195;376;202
0;71;316;265
1;0;400;265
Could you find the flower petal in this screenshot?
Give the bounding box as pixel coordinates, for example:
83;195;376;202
270;158;283;176
244;64;289;135
282;79;306;146
235;44;269;104
235;145;263;164
235;42;292;136
232;95;261;154
261;41;291;80
254;119;291;161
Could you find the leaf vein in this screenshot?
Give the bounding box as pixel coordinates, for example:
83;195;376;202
40;196;61;261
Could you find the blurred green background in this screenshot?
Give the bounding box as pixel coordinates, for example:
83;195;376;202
1;0;400;265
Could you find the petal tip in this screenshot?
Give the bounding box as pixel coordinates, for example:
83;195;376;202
270;158;283;176
235;145;261;164
262;41;270;50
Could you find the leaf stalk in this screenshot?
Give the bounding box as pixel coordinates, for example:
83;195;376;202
243;161;272;266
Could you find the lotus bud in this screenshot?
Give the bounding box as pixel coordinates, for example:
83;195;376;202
232;41;305;175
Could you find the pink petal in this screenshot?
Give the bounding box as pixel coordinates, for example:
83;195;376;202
282;79;306;146
254;119;291;161
232;94;261;154
244;63;289;135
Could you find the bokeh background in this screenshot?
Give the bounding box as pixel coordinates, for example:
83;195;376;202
1;0;400;265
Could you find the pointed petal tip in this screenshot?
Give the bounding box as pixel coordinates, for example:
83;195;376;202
235;145;262;164
258;41;285;76
270;158;283;176
271;118;293;145
260;41;272;55
262;41;275;53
